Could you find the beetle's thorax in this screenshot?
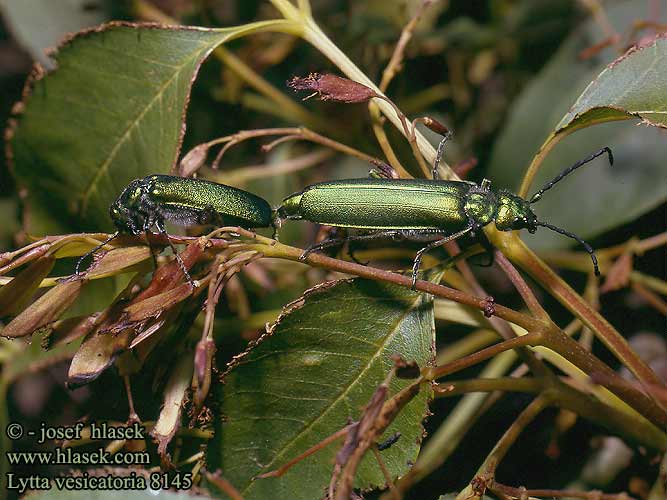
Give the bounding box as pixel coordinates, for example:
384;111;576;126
463;183;497;229
495;190;538;232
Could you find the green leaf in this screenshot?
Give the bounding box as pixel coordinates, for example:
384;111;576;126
208;279;434;500
557;36;667;131
488;0;667;250
9;20;289;231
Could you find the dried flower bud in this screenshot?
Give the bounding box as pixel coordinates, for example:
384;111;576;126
288;73;378;103
420;116;450;136
368;159;399;179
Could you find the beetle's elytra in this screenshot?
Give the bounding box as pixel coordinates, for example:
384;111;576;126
110;175;273;234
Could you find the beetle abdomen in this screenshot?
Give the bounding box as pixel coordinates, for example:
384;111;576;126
146;175;272;228
295;179;470;230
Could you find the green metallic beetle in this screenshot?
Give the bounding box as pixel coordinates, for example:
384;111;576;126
76;175;273;283
278;136;612;287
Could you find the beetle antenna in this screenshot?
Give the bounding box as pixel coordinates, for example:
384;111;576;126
432;131;453;180
536;221;599;276
75;232;119;276
529;147;613;204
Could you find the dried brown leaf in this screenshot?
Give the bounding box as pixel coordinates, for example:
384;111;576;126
86;245;152;279
152;353;194;461
122;283;193;322
40;313;99;348
1;279;82;338
67;324;133;387
0;255;55;317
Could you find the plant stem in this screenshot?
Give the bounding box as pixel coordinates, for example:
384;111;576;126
495;251;548;320
208;127;378;168
492;482;636;500
433;377;543;397
204;149;334;185
254;237;543;332
379;0;434;92
488;227;666;402
425;333;542;380
517;130;564;198
368;103;410;177
435;329;499;365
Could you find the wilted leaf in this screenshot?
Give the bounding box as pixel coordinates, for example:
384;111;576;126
122;283;193;322
67;321;133;387
39;314;99;348
1;280;82;338
0;255;55;317
67;242;203;385
488;0;667;250
136;241;204;297
152;353;194;459
80;246;152;280
9;20;290;231
208;279;434;500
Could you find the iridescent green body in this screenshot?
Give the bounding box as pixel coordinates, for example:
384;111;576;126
76;175;273;282
279;178;536;234
111;174;273;233
277;144;612;285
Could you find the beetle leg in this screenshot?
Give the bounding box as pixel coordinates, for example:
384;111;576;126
477;232;495;267
140;211;160;271
154;218;195;287
432;131;453;180
299;230;403;261
411;226;473;289
299;237;345;260
146;236;159;270
75;232;120;276
346;240;369;265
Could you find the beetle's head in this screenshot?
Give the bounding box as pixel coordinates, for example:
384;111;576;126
110;179;146;234
495;191;538;233
496;188;601;277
